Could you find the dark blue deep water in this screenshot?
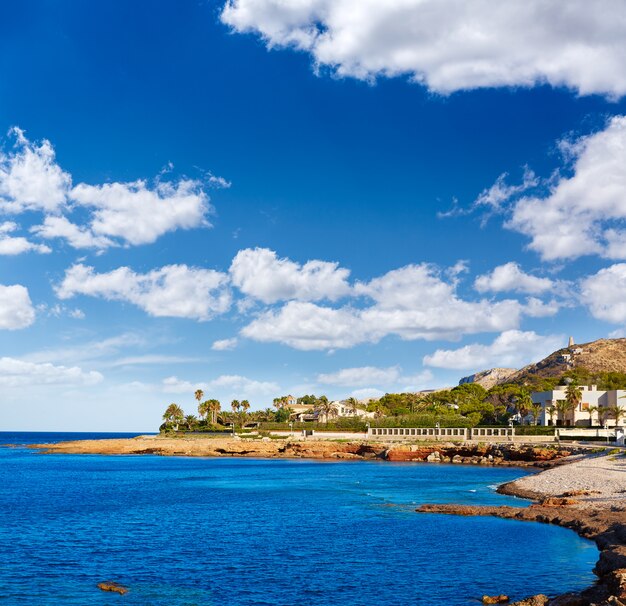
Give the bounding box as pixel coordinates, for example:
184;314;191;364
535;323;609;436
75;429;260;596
0;433;597;605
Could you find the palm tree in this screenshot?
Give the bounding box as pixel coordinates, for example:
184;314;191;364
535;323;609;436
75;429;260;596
546;405;557;426
316;398;337;423
555;399;570;426
198;400;210;422
587;404;599;427
163;403;184;430
344;397;358;416
240;400;251;427
565;383;583;425
184;414;197;430
516;391;533;424
208;399;221;425
529;402;542;426
608;405;626;426
195;389;204;410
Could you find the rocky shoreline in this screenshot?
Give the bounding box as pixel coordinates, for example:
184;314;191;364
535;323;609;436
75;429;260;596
27;434;581;466
418;452;626;606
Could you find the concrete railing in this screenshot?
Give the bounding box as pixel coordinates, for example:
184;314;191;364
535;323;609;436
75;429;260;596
366;427;555;442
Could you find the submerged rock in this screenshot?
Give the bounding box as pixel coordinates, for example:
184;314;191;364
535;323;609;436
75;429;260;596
97;581;128;595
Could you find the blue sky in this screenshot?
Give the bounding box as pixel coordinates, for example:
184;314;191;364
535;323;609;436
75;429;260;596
2;0;626;430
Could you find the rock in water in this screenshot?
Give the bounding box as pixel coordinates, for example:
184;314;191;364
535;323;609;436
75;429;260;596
482;595;509;604
97;581;128;595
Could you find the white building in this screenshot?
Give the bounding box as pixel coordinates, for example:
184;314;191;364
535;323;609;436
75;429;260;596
531;385;626;427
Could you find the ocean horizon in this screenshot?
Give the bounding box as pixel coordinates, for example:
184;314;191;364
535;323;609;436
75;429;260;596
0;432;597;605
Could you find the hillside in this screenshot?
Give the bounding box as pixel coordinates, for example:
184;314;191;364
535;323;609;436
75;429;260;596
508;338;626;385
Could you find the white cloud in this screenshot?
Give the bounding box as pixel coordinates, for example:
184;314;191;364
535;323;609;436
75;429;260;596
317;366;401;387
31;216;114;249
474;169;538;213
221;0;626;97
242;263;528;350
0;356;102;387
212;337;238;351
230;247;351;303
0;127;71;214
523;297;560;318
357;264;523;341
69;179;211;247
0;128;216;251
242;301;369;350
0;284;35;330
580;263;626;323
56;263;231;320
423;330;564;371
474;262;553;295
508;116;626;261
0;222;51;255
110;355;201;367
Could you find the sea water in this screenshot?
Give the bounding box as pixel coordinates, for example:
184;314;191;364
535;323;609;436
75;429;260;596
0;433;597;605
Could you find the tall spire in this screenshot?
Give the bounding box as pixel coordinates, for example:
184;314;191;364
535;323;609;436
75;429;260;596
568;336;575;348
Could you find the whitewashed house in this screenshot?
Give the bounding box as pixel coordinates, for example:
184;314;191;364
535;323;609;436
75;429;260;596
531;385;626;427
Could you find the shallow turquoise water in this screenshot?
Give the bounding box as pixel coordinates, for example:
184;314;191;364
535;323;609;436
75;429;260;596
0;433;597;605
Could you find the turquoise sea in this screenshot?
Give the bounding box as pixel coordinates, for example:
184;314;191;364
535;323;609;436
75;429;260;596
0;432;597;605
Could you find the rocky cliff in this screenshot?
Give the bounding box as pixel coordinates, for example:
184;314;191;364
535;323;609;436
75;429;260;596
459;368;518;389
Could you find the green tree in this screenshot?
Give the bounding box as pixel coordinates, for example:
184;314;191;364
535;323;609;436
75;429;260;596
555;399;571;426
546;405;557;426
565;383;582;419
529;401;543;425
608;404;626;426
184;414;197;430
163;403;184;430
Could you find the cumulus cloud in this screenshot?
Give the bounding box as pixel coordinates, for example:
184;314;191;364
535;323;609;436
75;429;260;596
580;263;626;323
0;284;35;329
474;262;554;295
317;366;401;387
507;116;626;261
0;128;216;251
0;221;51;255
0;127;71;214
70;179;211;246
0;357;102;387
423;330;564;371
56;263;231;320
242;301;369;350
230;247;351;303
221;0;626;97
242;263;528;350
212;337;238;351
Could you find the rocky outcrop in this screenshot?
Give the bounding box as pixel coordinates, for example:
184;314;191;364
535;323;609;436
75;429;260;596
459;368;518;389
28;437;579;467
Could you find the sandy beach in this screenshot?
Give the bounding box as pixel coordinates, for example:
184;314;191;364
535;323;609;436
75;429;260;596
504;451;626;510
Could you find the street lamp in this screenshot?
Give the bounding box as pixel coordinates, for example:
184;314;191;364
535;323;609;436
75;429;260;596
605;422;610;444
435;422;440;440
289;421;293;436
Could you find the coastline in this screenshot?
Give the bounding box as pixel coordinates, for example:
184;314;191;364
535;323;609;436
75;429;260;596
418;452;626;606
25;434;582;466
22;435;626;604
